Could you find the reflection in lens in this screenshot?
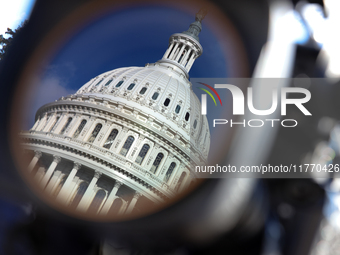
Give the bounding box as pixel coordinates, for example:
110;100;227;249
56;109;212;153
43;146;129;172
12;1;248;221
18;7;212;221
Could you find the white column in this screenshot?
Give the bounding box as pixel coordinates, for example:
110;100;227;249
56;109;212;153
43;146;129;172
56;162;81;201
31;118;40;131
163;42;174;59
45;170;61;194
54;114;68;134
40;155;61;189
77;171;102;211
186;53;196;71
125;192;142;214
28;151;42;173
175;44;185;62
67;114;81;137
36;113;47;131
40;115;53;132
34;167;45;182
100;181;123;214
168;43;180;59
180;48;192;65
44;113;57;132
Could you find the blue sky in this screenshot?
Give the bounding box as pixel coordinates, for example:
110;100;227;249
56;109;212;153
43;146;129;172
24;5;230;132
40;6;228;90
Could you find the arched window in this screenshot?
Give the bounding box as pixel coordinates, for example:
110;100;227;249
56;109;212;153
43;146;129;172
115;80;124;87
185;112;190;121
49;116;60;132
135;144;150;165
175;172;187;191
60;117;72;135
88;189;106;213
103;129;118;149
164;98;170;106
127;83;135;90
139;87;147;95
104;79;113;86
120;136;135;156
108;198;123;215
70;182;88;208
95;78;103;86
164;162;176;183
175;105;181;114
150;153;164;174
73;120;87;138
193;119;198;129
87;123;102;143
152;92;159;100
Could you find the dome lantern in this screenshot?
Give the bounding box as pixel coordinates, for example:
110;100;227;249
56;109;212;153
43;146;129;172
158;9;207;77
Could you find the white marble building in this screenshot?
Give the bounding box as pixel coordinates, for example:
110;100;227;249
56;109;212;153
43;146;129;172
20;10;210;217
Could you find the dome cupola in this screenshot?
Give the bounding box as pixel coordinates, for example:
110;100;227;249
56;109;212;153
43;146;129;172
157;9;207;78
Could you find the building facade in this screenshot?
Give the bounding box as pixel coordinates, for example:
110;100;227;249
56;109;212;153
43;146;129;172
20;10;210;217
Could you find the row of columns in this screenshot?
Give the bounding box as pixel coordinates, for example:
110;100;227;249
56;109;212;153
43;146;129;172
40;155;61;188
162;41;196;72
100;181;123;214
56;162;81;200
27;151;142;214
31;118;181;188
28;147;190;194
28;150;42;172
77;171;102;211
126;192;142;214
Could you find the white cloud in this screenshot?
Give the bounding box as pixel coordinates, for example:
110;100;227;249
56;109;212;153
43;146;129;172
21;76;77;130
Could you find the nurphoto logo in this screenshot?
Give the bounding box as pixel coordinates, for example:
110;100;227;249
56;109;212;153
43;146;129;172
198;82;312;128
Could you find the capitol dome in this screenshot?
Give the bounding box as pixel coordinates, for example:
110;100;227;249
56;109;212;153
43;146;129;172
75;63;210;159
20;9;210;218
